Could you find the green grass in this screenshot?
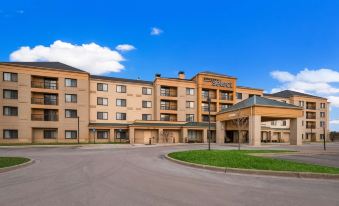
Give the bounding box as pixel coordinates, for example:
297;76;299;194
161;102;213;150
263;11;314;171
0;157;30;168
168;150;339;174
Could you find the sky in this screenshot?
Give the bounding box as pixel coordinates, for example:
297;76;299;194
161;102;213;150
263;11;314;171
1;0;339;130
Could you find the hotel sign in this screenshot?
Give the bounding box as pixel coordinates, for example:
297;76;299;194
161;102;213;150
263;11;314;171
204;77;232;88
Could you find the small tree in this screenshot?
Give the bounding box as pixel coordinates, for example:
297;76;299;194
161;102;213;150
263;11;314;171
231;109;248;150
161;131;172;143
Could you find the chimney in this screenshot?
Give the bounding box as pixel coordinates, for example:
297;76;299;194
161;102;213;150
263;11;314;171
155;73;161;78
178;71;185;79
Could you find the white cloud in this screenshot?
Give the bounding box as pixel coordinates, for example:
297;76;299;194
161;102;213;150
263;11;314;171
115;44;136;52
270;71;295;82
330;120;339;125
10;40;126;75
150;27;163;36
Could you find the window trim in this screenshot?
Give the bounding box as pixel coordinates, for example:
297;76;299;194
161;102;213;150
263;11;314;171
186;88;194;95
116;99;127;107
3;72;18;82
3;89;18;99
65;94;77;103
116;85;126;93
142;101;152;108
97;130;109;139
3;106;18;116
97;83;108;91
43;129;57;139
65;130;77;139
97;112;108;120
65;109;78;118
142;114;152;121
116;112;127;120
142;87;152;95
97;97;108;106
3;129;18;139
65;78;77;87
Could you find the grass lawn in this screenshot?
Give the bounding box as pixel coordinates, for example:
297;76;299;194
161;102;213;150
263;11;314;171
0;157;30;168
168;150;339;174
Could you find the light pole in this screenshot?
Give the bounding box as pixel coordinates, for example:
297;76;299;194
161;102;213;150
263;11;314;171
323;122;326;151
208;97;211;151
77;116;80;144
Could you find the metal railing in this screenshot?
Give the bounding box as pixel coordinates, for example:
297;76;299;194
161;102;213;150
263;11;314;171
31;81;58;90
31;114;58;121
160;90;177;97
160;105;177;110
202;106;216;112
31;97;58;105
160;117;177;121
202;94;216;99
219;95;233;101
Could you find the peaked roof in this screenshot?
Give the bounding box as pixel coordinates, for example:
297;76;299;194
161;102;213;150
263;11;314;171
0;62;88;73
91;75;153;85
218;95;301;113
191;71;237;80
264;90;326;100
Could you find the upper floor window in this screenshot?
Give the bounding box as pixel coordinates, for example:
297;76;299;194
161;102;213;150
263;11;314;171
3;72;18;82
116;85;126;93
320;112;326;118
142;114;152;121
65;78;77;87
142;87;152;95
320;121;325;128
186;114;194;122
116;99;127;107
186;101;194;109
3;89;18;99
97;97;108;106
299;101;305;107
320;103;326;109
65;94;77;103
271;121;277;126
3;106;18;116
116;112;127;120
142;101;152;108
186;88;194;95
236;92;242;100
282;120;287;126
97;83;108;91
65;109;77;118
3;129;18;139
97;112;108;120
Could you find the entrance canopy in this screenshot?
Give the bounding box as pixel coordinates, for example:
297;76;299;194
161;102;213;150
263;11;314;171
216;96;303;146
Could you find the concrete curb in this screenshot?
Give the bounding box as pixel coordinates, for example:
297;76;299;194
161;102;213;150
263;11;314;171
164;154;339;180
0;159;35;173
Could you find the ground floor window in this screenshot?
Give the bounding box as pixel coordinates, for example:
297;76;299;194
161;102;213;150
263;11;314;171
65;130;77;139
188;130;203;143
97;130;109;139
320;134;325;140
3;129;18;139
115;129;128;139
44;129;57;139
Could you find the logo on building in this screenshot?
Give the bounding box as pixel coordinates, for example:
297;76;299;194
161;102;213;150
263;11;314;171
204;78;232;88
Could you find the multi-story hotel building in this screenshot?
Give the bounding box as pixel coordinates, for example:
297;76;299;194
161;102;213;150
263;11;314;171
0;62;330;145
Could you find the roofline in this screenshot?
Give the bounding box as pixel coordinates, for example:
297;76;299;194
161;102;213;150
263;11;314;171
190;71;237;80
217;103;303;115
237;85;264;91
0;62;89;75
91;75;153;85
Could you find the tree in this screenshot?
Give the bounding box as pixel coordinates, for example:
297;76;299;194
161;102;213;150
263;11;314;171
160;131;172;143
231;109;248;150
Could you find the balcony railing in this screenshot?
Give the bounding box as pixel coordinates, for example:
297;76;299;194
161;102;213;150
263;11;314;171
160;117;177;121
219;95;233;101
31;114;58;121
202;106;217;112
31;81;58;90
306;114;316;119
160;91;177;97
31;98;58;105
202;94;216;100
160;105;177;110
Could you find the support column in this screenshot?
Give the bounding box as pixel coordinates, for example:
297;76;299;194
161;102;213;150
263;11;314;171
249;115;261;146
158;128;163;143
216;121;225;144
129;127;135;144
203;129;208;143
181;128;188;143
290;118;302;145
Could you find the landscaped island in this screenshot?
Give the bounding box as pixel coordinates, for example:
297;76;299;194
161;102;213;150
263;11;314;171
0;157;30;168
168;150;339;174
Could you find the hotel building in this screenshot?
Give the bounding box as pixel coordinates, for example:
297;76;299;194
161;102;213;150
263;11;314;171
0;62;330;145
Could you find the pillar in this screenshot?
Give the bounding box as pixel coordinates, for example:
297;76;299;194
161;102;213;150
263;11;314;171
216;121;225;144
203;129;208;143
290;118;302;145
181;128;188;143
129;127;135;144
158;128;163;143
249;115;261;146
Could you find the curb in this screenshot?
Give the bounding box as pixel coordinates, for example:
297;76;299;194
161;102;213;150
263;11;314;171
0;159;35;173
164;154;339;180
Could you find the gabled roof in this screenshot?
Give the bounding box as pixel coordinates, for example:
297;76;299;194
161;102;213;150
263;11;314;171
0;62;87;73
264;90;326;100
218;95;301;113
191;71;237;80
91;75;153;85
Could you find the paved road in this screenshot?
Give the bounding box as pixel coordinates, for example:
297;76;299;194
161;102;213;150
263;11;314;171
0;144;339;206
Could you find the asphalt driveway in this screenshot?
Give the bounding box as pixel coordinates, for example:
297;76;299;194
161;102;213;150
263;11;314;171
0;144;338;206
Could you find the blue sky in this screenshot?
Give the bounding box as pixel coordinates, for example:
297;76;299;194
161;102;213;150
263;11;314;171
1;0;339;130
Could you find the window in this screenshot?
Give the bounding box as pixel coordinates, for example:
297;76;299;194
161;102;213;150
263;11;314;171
299;101;305;107
282;120;287;126
44;129;57;139
186;114;194;122
65;78;77;87
281;100;287;103
320;103;326;109
142;114;152;120
142;101;152;108
97;83;108;91
116;85;126;93
271;121;277;126
320;134;325;140
116;99;127;107
3;89;18;99
320;121;325;128
3;106;18;116
97;97;108;106
97;112;108;120
97;130;109;139
116;130;128;139
186;101;194;109
65;109;77;118
320;112;325;118
3;130;18;139
160;114;170;121
65;94;77;103
236;92;242;100
142;87;152;95
65;130;77;139
3;72;18;82
186;88;194;95
116;112;126;120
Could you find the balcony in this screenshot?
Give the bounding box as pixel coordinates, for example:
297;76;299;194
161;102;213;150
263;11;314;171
306;112;316;119
31;97;58;105
160;105;177;110
31;81;58;90
306;102;316;110
306;121;316;129
31;114;59;121
202;106;217;112
219;92;233;101
202;115;216;122
160;86;177;97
